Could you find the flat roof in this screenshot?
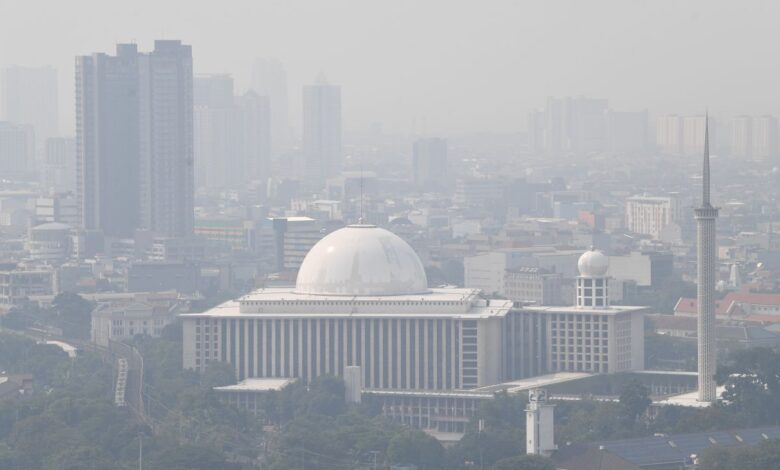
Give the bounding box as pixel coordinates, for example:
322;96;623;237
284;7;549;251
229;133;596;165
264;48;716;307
474;372;594;394
213;377;297;392
522;305;648;315
237;286;485;303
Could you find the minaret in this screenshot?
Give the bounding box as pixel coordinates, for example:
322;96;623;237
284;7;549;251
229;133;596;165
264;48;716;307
695;115;719;402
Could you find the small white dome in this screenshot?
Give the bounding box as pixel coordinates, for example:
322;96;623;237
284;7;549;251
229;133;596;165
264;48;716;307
295;225;429;296
578;249;609;277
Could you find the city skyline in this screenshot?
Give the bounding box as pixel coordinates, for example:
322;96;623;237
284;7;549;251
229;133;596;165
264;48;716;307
3;1;780;135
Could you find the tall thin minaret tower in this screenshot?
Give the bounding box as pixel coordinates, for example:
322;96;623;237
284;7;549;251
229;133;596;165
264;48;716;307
695;114;719;402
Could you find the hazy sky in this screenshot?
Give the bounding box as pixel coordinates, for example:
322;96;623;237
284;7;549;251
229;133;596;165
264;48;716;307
2;0;778;135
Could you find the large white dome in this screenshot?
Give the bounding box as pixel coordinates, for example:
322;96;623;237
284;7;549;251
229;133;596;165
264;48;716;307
578;249;609;277
295;225;429;296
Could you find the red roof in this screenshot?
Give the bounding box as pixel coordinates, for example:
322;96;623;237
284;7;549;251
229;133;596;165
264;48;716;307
674;290;780;317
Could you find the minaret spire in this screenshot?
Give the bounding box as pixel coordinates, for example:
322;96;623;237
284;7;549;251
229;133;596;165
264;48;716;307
694;110;719;403
702;112;711;207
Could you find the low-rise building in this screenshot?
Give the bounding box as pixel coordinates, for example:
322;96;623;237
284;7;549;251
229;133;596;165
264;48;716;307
91;298;181;346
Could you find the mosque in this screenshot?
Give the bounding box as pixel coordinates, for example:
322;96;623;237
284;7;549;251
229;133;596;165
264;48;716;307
182;224;646;392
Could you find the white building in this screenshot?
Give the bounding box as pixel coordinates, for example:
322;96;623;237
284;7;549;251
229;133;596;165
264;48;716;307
625;194;681;239
182;224;513;390
91;299;180;347
520;250;646;374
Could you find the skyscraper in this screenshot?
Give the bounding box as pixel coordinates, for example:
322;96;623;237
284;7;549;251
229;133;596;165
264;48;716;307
1;66;59;145
194;75;271;190
137;40;194;239
412;137;448;191
731;115;752;160
76;41;193;239
194;74;238;189
753;115;778;162
235;91;271;184
303;76;341;189
695;116;718;403
0;121;35;179
251;59;290;154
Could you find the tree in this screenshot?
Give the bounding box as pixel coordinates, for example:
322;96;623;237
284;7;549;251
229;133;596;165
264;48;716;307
619;379;651;425
51;292;94;339
492;454;556;470
387;430;446;470
717;347;780;425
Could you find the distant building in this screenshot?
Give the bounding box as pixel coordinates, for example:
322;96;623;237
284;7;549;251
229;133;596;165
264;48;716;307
303;76;341;188
608;251;673;288
656;114;684;155
270;216;326;271
0;121;35;179
91;299;180;347
27;222;72;263
625;194;681;239
529;96;610;156
504;267;563;306
35;194;79;227
1;65;58;145
731;115;753;160
454;177;505;207
0;264;54;308
126;262;198;294
43;137;76;193
76;41;194;238
752;115;778;161
729;114;778;162
251;58;290;154
412;138;448;191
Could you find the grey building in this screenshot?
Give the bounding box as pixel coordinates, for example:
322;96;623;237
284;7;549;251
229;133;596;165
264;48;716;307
302;76;341;189
76;41;193;239
412;138;448;192
1;66;58;145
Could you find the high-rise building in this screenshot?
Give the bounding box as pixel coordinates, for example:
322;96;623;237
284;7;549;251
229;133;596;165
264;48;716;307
529;97;615;156
194;76;271;189
76;41;193;239
625;194;681;239
194;74;239;189
235;91;271;184
683;115;709;156
251;59;290;154
412;137;447;191
303;76;341;189
656;115;684;155
0;121;35;179
753;115;778;161
694;117;718;403
43;137;76;193
137;40;194;239
1;66;59;145
730;115;753;160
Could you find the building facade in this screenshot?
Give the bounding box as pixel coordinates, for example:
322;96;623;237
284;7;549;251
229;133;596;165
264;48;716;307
302;77;341;189
625;194;681;239
76;41;193;239
182;225;512;391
